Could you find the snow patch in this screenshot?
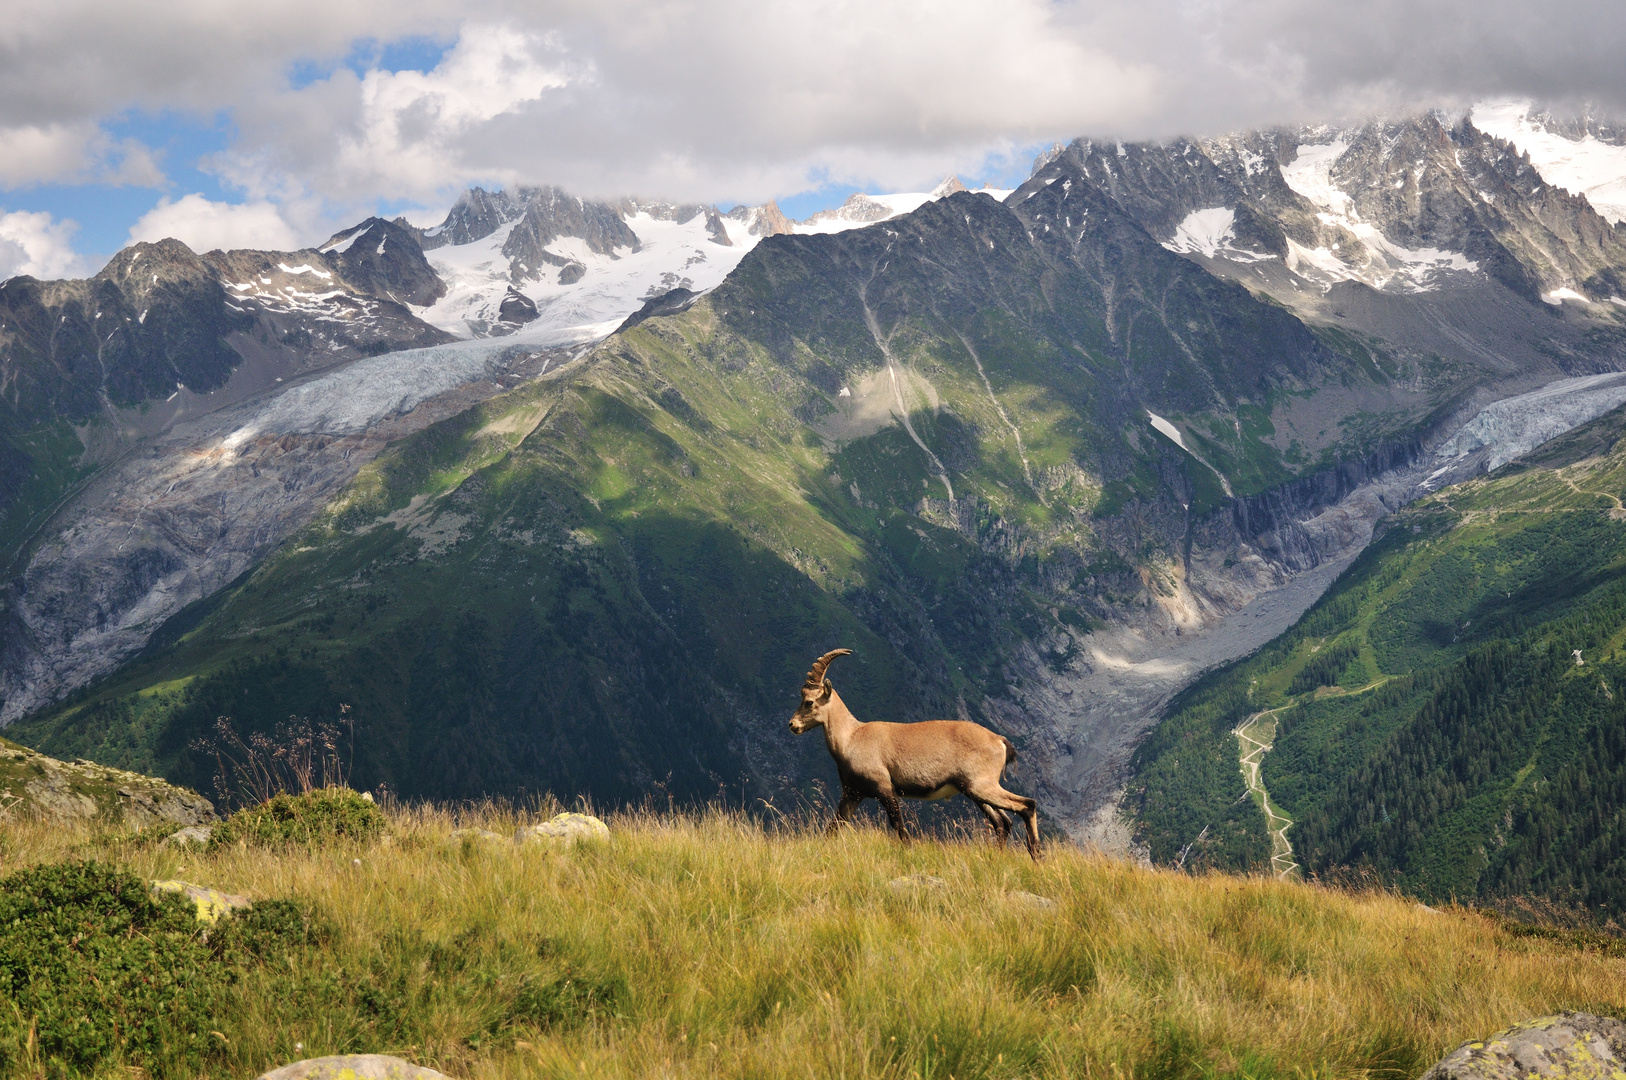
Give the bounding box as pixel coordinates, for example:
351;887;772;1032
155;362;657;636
1146;411;1192;452
1544;288;1592;305
1162;207;1273;262
320;225;372;254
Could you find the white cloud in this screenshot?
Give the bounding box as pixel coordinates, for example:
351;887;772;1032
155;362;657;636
4;1;1626;228
0;209;87;279
0;121;167;188
129;194;301;253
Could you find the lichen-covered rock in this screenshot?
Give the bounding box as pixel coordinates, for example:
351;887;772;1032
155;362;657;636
1420;1012;1626;1080
164;825;214;847
515;812;609;846
258;1054;451;1080
0;738;215;827
150;879;251;924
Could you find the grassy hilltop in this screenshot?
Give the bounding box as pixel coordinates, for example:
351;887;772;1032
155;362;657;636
8;800;1624;1080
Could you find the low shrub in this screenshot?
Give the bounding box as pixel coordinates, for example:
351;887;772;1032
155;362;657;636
0;860;323;1077
210;787;385;850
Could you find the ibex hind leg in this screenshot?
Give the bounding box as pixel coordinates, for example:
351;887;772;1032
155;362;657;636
966;781;1041;860
973;799;1011;845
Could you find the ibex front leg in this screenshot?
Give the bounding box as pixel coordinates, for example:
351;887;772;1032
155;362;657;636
877;784;909;843
828;790;861;834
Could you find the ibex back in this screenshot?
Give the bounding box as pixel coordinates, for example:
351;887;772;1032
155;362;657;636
788;649;1040;858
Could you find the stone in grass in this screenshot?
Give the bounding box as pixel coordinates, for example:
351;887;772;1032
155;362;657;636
1419;1012;1626;1080
163;825;214;847
515;812;610;846
150;879;250;924
1009;890;1057;910
258;1054;451;1080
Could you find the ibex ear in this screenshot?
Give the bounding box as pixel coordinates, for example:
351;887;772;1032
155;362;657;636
819;680;833;702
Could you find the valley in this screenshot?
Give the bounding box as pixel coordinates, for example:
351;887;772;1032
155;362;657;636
5;106;1626;900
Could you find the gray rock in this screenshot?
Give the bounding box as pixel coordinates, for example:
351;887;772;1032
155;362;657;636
515;812;610;846
150;879;250;924
1419;1012;1626;1080
258;1054;451;1080
163;825;214;847
1010;890;1057;910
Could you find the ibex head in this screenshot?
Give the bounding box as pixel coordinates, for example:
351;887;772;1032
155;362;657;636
788;649;853;734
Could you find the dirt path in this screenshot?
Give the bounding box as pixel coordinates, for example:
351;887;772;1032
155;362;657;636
1234;708;1299;879
1559;472;1624;509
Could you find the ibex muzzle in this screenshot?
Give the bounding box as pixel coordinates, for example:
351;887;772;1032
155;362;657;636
787;649;1040;858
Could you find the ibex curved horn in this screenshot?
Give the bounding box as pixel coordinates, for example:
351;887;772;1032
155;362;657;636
804;648;853;688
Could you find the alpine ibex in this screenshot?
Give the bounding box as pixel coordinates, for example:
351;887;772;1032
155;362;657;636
788;649;1040;858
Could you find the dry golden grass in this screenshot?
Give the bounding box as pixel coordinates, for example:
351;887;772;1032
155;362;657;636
8;804;1622;1080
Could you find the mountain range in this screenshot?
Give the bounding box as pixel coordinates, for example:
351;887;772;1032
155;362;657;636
5;103;1626;902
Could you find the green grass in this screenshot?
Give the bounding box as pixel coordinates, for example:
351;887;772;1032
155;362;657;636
3;806;1623;1080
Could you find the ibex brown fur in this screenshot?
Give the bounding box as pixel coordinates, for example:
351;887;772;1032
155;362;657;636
788;649;1040;858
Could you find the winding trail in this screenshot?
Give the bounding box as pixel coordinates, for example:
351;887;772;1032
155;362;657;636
1235;708;1300;879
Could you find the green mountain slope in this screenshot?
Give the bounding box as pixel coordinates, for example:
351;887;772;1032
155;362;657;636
12;186;1464;807
1130;404;1626;912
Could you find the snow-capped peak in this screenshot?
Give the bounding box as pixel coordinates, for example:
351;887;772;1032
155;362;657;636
1471;100;1626;224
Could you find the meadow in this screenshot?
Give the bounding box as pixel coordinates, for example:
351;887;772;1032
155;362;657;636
6;796;1624;1080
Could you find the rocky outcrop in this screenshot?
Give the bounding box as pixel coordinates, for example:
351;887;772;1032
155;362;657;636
497;286;539;325
1420;1013;1626;1080
503;187;642;283
313;217;447;307
0;736;214;825
418;187;529;250
725;200;795;236
515;812;610;845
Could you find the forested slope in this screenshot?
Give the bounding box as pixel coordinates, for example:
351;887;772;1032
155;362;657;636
1131;405;1626;914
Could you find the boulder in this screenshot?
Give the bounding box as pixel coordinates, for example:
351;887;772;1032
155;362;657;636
150;879;250;924
1009;890;1057;910
515;812;610;846
163;825;214;847
1419;1012;1626;1080
258;1054;451;1080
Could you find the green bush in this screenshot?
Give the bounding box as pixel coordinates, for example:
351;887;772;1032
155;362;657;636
210;787;385;850
0;861;322;1076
